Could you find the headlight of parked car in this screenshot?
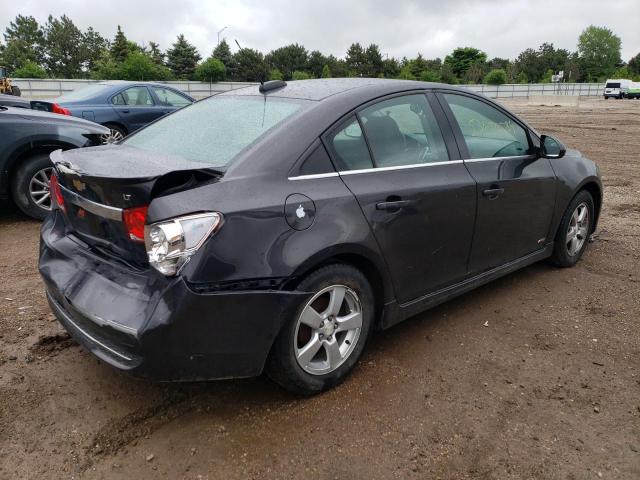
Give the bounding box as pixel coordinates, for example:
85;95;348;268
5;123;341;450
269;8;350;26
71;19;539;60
145;212;223;276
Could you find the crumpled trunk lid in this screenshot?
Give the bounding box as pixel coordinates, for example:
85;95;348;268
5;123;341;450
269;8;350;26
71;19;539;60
51;145;221;268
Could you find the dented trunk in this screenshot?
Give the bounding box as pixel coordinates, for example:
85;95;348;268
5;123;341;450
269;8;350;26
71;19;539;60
51;145;222;267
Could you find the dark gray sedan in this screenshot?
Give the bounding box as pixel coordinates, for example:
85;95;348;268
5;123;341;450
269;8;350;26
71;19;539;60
0;93;31;109
0;106;108;219
40;79;602;394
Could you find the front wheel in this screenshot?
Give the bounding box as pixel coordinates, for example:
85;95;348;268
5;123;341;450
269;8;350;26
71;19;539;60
549;190;594;267
11;85;21;96
266;264;374;395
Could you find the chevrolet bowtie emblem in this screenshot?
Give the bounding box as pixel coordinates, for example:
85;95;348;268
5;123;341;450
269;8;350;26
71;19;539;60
72;179;85;191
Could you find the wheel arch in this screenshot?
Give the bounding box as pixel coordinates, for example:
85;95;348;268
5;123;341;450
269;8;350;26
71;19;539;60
577;179;602;232
101;121;128;135
5;142;76;196
283;245;393;329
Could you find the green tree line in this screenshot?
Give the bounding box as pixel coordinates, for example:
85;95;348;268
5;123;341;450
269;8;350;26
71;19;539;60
1;15;638;84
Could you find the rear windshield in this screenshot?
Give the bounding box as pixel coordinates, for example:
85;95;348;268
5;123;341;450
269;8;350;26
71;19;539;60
606;82;621;88
58;83;110;101
123;96;309;168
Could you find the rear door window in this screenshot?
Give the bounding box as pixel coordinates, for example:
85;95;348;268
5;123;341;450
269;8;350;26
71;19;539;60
359;94;449;167
328;117;374;171
605;82;621;88
152;87;192;107
442;93;532;159
112;87;154;106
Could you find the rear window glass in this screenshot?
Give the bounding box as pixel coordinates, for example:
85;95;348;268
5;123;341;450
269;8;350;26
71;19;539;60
124;96;308;168
57;83;110;101
606;82;621;88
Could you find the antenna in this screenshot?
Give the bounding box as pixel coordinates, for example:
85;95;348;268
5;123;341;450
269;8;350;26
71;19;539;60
259;80;287;93
235;39;242;50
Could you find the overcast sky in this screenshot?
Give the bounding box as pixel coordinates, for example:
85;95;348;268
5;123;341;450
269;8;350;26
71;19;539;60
3;0;639;61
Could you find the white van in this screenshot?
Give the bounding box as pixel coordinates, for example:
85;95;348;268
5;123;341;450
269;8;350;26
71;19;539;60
604;79;630;99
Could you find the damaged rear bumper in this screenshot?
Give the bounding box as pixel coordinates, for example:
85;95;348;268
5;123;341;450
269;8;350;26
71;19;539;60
39;212;309;381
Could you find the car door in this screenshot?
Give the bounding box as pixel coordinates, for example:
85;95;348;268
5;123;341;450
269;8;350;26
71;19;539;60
437;91;557;274
110;86;164;132
150;86;193;115
324;93;477;304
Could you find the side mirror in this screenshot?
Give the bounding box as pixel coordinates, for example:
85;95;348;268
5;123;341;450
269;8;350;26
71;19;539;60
540;134;566;159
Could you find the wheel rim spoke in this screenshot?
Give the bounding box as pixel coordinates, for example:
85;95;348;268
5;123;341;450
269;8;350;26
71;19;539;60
336;311;362;332
296;334;323;367
299;306;324;329
35;192;51;205
324;339;342;369
32;177;47;187
577;206;586;223
325;286;346;316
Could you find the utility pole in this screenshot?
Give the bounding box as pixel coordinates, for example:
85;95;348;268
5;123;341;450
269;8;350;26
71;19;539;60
217;26;228;45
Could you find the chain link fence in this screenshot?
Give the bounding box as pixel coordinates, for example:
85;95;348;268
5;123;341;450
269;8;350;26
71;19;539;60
12;78;605;100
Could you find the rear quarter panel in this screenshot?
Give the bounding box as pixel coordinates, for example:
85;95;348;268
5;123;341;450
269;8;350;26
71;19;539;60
147;173;392;300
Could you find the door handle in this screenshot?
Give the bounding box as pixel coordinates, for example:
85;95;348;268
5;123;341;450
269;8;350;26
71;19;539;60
121;109;130;114
376;200;413;211
482;187;504;199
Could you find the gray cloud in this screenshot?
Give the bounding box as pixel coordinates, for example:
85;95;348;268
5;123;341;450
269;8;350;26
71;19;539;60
4;0;639;61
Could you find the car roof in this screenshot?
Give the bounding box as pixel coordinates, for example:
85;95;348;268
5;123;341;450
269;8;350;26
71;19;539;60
222;78;467;102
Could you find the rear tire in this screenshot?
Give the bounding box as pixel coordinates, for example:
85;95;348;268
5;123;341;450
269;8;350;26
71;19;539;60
100;124;126;144
549;190;594;268
11;85;21;96
11;153;54;220
266;264;374;395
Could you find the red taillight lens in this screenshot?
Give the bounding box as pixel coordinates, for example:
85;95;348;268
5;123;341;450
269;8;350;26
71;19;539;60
50;173;66;212
122;205;148;242
52;103;71;116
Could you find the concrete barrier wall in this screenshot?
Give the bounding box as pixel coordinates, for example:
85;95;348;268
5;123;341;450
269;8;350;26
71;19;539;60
527;95;581;106
12;78;605;100
12;79;257;99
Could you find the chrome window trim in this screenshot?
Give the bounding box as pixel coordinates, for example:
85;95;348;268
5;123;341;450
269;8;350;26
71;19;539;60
59;184;123;221
287;172;340;181
463;155;536;163
338;159;464;176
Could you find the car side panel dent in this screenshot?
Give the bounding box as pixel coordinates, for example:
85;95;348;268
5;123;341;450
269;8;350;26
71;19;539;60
148;174;394;302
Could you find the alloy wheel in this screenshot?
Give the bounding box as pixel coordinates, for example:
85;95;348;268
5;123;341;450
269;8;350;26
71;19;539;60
566;202;589;256
100;128;124;144
29;167;53;211
294;285;363;375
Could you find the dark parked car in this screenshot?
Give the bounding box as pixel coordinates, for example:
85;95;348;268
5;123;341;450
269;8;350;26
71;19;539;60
0;106;108;219
40;79;602;394
0;92;31;108
34;81;194;144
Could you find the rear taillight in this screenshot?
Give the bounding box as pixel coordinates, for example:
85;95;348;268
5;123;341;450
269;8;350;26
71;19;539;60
123;206;148;242
50;173;65;212
52;103;71;116
145;213;223;276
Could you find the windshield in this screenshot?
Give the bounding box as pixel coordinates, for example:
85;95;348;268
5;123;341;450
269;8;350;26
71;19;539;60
58;83;111;101
123;96;309;168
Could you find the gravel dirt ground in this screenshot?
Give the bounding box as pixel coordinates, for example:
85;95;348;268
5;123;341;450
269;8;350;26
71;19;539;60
0;98;639;480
